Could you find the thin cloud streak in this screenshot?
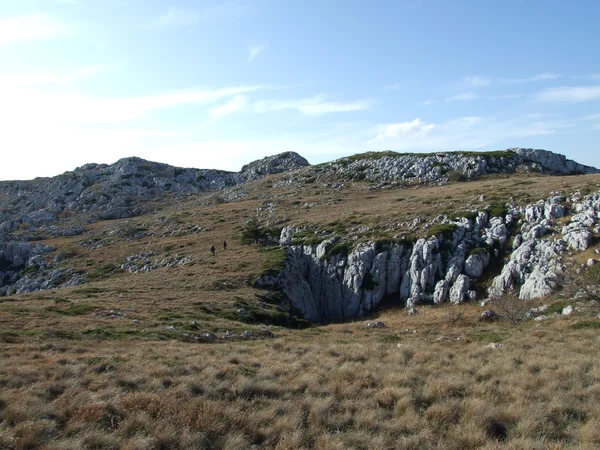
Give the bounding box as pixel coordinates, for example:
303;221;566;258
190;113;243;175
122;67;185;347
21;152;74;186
147;3;245;29
248;44;267;61
385;83;402;90
147;6;199;29
500;73;561;84
0;66;106;87
210;95;248;118
447;92;477;101
254;96;370;116
535;85;600;103
369;115;572;151
0;15;66;45
461;76;491;88
0;85;267;124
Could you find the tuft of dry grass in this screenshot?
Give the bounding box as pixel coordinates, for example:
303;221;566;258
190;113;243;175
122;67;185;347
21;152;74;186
1;173;600;448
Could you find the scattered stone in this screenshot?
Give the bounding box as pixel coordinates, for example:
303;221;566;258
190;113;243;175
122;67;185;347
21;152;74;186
562;305;574;315
241;331;254;339
362;321;386;329
201;332;217;341
479;309;500;322
486;343;504;350
95;310;123;318
262;328;274;337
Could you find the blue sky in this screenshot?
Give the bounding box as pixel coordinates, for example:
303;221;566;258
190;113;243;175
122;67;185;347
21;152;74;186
1;0;599;180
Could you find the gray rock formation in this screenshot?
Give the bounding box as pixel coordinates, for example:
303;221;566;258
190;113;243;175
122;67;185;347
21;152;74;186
280;148;598;187
1;148;599;305
262;187;600;321
0;152;309;229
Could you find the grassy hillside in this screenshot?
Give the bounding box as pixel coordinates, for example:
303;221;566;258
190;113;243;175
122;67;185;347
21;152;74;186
1;172;600;449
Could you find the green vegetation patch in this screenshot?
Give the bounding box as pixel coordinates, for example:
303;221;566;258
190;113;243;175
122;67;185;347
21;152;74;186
342;151;400;162
569;320;600;330
454;210;479;222
290;230;326;246
321;242;352;261
486;203;509;218
545;300;571;315
457;150;516;159
427;223;458;239
45;303;98;316
469;247;488;257
468;330;507;342
259;246;287;277
217;297;310;328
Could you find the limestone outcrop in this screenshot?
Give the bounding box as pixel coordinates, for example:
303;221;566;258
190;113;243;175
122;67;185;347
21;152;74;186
255;190;600;322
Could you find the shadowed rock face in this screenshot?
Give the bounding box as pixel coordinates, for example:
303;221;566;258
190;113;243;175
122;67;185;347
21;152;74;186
257;190;600;322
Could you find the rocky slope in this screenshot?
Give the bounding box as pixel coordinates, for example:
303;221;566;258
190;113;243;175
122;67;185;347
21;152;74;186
0;152;309;228
1;147;599;315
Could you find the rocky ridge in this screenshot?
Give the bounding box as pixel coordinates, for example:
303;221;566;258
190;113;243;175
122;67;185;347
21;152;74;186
275;148;598;187
1;147;599;311
0;152;309;228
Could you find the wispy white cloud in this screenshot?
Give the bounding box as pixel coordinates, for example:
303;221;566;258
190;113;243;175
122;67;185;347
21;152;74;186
500;72;561;84
147;3;246;29
447;92;478;101
369;115;571;151
147;6;199;29
421;100;434;105
372;118;436;141
0;15;66;45
248;44;267;61
461;76;492;88
254;95;370;116
0;85;266;125
210;95;248;118
535;85;600;103
385;83;402;91
0;72;73;86
489;93;523;100
0;65;107;87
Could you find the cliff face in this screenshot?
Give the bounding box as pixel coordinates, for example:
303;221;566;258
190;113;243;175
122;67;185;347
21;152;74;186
257;191;600;322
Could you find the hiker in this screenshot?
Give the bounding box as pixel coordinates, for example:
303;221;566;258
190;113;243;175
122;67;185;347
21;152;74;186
223;240;227;250
210;245;216;256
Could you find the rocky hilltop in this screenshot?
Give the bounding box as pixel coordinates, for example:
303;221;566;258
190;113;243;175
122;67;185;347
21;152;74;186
1;147;599;317
277;148;598;187
0;152;309;227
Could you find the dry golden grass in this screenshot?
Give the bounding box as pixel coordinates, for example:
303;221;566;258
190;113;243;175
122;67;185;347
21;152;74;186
1;172;600;449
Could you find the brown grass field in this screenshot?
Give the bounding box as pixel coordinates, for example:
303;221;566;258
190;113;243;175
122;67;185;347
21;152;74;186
1;172;600;449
